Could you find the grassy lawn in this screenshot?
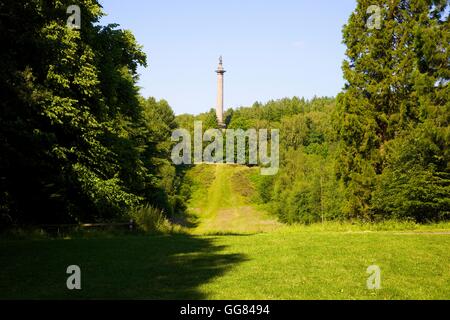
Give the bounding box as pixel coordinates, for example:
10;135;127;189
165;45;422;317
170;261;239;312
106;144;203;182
2;165;449;300
1;229;449;299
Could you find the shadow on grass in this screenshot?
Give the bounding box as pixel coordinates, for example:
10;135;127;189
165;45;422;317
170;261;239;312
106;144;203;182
0;234;247;299
202;231;258;236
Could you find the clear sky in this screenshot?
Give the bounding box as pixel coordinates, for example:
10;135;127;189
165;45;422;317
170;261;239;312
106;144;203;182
99;0;357;115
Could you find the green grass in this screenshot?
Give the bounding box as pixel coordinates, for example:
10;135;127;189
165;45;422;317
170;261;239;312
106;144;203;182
1;164;449;300
186;164;280;234
1;230;449;299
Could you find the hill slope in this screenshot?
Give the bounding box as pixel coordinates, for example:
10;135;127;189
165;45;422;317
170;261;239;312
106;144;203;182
183;164;280;234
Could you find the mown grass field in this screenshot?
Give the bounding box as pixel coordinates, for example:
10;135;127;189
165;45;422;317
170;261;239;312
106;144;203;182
1;230;450;299
1;165;449;300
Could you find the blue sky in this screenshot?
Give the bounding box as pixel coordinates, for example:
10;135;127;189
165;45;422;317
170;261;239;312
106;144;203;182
99;0;357;115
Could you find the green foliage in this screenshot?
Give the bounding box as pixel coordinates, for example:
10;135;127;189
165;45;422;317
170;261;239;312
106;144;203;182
130;205;172;233
372;123;450;221
0;1;178;226
337;0;450;219
1;0;448;228
270;148;345;224
249;173;274;204
223;97;345;224
199;109;219;130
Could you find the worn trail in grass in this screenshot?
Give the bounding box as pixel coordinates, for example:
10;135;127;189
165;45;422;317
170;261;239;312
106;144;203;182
186;164;280;235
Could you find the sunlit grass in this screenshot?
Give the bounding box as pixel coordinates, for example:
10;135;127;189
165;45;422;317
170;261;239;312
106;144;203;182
2;164;449;300
199;230;450;300
1;229;449;299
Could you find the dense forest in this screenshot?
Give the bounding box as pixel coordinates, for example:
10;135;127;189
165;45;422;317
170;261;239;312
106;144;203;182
0;0;181;227
0;0;449;229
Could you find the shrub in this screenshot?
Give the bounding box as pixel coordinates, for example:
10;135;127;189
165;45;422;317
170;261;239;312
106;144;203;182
131;205;172;233
371;124;450;222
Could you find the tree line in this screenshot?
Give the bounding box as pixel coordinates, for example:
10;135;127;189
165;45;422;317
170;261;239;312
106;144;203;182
0;0;448;228
226;0;450;223
0;1;180;228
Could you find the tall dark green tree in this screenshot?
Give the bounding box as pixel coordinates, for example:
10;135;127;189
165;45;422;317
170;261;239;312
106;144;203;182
336;0;449;219
0;0;180;226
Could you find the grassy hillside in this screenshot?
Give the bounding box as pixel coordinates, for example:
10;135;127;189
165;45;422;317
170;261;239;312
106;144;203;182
182;164;280;235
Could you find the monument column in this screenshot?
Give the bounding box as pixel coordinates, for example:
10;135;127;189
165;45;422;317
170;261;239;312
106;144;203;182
215;56;226;128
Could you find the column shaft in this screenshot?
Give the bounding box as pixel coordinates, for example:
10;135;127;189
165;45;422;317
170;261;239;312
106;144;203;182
216;73;224;125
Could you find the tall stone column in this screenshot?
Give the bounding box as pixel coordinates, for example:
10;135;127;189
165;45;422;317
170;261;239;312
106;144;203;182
215;56;226;128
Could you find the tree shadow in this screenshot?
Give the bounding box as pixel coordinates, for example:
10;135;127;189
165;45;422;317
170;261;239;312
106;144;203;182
0;234;247;299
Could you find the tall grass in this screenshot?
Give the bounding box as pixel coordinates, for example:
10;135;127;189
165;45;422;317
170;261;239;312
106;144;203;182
131;205;181;234
275;219;450;233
